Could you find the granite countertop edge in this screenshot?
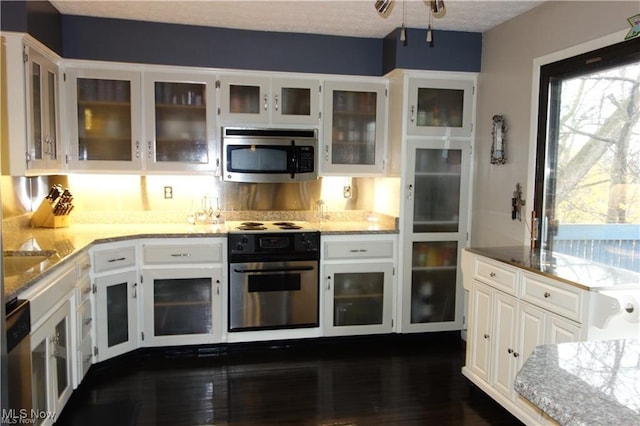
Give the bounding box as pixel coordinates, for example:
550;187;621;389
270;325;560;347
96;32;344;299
465;246;640;291
514;339;640;425
4;220;398;300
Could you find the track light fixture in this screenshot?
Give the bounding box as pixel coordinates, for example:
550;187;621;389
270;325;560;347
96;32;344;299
375;0;393;16
374;0;445;47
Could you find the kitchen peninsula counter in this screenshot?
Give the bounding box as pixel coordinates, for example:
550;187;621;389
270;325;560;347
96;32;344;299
466;246;640;291
3;212;398;300
514;339;640;425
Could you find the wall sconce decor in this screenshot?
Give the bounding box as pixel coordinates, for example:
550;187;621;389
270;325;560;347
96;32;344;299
491;114;506;164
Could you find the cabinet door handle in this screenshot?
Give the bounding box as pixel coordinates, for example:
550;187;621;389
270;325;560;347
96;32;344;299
264;94;268;111
544;292;551;298
135;141;140;158
148;141;152;159
507;348;513;354
274;94;279;111
483;334;490;339
407;184;413;200
513;352;520;358
216;279;220;295
324;145;330;161
327;276;331;291
132;282;137;299
410;105;415;123
489;272;496;277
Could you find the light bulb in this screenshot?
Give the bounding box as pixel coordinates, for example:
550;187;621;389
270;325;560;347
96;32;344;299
426;25;434;47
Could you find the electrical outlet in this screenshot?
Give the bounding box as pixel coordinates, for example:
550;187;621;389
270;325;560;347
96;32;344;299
163;186;173;199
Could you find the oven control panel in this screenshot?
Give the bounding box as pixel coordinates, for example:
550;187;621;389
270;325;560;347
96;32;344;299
228;232;320;260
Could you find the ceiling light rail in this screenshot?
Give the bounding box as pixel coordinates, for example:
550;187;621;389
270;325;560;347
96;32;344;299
375;0;446;47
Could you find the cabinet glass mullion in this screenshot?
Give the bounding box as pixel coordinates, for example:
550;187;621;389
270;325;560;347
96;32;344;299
153;81;208;163
76;78;133;161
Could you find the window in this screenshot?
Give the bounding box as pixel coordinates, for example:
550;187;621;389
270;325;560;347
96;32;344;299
535;37;640;272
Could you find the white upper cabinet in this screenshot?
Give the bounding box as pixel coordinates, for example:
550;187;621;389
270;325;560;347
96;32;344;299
143;71;219;173
65;67;143;171
218;74;320;126
406;78;474;138
322;80;387;175
1;34;62;175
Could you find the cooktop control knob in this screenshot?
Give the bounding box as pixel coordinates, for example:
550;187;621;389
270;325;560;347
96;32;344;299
235;243;244;251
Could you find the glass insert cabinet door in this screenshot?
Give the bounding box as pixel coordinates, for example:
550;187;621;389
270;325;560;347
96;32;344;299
26;47;59;170
76;78;133;161
67;68;142;170
323;81;386;174
412;147;463;233
407;78;474;137
95;271;138;361
324;262;393;336
153;81;207;163
410;241;459;324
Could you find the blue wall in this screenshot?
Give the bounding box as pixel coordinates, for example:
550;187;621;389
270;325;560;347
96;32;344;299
0;0;62;54
383;28;481;74
2;1;482;76
61;16;384;76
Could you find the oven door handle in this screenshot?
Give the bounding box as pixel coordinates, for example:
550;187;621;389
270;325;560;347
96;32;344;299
233;266;315;274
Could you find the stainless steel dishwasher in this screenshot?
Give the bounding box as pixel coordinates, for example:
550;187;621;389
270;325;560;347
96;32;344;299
6;298;32;416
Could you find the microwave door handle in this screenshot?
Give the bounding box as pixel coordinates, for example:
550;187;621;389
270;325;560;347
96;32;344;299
234;266;315;274
290;140;297;179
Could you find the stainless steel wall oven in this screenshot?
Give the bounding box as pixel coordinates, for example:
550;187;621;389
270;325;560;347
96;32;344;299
228;222;320;331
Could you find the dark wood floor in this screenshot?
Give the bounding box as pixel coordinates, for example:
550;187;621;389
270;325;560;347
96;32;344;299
56;332;522;426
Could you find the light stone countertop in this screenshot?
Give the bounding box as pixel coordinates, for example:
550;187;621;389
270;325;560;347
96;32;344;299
3;213;398;300
466;246;640;291
514;339;640;425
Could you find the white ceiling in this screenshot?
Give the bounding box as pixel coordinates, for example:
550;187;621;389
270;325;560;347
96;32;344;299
50;0;546;38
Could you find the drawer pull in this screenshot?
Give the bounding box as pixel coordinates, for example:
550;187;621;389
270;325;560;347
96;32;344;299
170;253;192;257
483;334;490;339
349;249;368;253
107;257;126;263
513;352;520;358
489;272;496;277
544;292;551;298
507;348;513;354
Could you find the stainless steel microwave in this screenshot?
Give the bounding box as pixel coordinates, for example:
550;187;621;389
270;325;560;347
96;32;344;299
222;127;318;183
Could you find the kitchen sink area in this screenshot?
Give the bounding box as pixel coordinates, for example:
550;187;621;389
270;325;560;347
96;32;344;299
3;250;58;277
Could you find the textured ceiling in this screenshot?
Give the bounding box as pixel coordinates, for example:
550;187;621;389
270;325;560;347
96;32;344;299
50;0;546;38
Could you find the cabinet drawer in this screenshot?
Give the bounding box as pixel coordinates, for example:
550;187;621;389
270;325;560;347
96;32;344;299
76;252;92;279
143;243;223;265
75;275;91;303
473;257;517;295
521;273;584;322
93;246;136;273
28;264;76;326
324;240;394;260
77;336;93;380
77;298;92;339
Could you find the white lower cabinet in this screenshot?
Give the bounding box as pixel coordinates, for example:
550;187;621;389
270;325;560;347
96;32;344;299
321;235;396;336
140;238;225;346
462;251;585;425
91;242;139;362
30;300;72;426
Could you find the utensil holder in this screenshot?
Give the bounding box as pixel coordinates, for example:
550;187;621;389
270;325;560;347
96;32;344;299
31;200;71;228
